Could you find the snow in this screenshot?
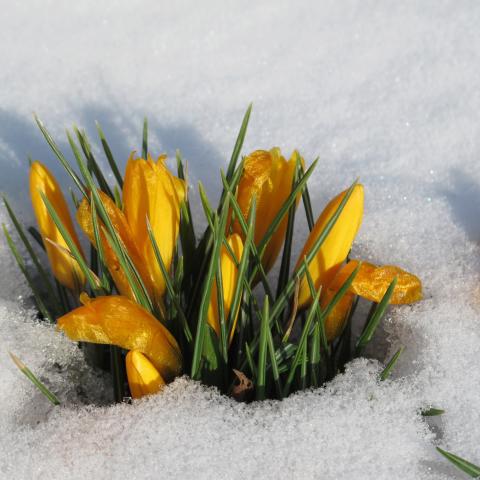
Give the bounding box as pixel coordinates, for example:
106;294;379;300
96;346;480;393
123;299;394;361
1;0;480;478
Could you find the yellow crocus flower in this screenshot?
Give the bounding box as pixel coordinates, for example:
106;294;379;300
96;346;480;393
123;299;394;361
123;153;185;302
76;153;185;306
329;260;423;305
126;350;165;399
207;233;244;343
57;295;182;382
29;161;85;292
232;148;303;274
76;190;155;302
319;261;422;341
295;184;364;309
295;184;422;341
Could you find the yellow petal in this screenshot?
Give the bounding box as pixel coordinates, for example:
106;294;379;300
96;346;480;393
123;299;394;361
123;153;185;302
330;260;423;304
126;350;165;399
207;234;244;343
29;161;85;291
76;191;156;303
321;289;355;342
295;184;364;309
57;295;182;381
232;148;303;274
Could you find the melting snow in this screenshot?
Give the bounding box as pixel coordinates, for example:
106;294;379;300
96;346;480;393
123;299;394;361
1;1;480;478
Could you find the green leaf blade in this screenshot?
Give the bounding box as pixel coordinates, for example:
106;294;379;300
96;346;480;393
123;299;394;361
10;352;60;406
436;447;480;478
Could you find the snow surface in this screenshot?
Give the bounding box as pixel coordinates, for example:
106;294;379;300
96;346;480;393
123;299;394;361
1;0;480;478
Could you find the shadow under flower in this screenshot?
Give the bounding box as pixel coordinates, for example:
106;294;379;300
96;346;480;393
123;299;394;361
0;105;224;216
439;168;480;244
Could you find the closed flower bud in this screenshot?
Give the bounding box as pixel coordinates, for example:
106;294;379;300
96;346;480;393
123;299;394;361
207;234;244;343
232;148;303;274
126;350;165;399
76;190;155;302
295;185;364;309
123;153;185;303
29;161;85;291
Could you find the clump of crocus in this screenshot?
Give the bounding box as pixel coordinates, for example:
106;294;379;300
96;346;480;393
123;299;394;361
4;107;423;403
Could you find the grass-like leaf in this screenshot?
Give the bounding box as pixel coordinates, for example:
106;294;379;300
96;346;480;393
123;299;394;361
28;226;45;251
9;352;60;406
309;320;321;388
421;407;445;416
90;194;111;291
255;158;318;259
215;102;251;214
95;121;124;188
101;224;152;311
256;296;270;400
275;343;298;374
34;115;87;198
220;170;273;301
266;315;283;398
40;191;99;293
283;285;322;397
3;197;58;306
225;104;252;184
146;218;192;343
2;225;54;322
436;447;480;478
74;127;114;199
297;269;328;385
176;152;197;271
198;182;215;231
380;346;404;381
142;117;148;159
304;267;328;354
245;341;257;379
191;194;231;379
215;248;228;362
300;340;308;390
276;153;301;299
113;185;122;209
356;277;397;354
300;163;315;231
322;262;360;320
225;197;255;341
281;279;300;344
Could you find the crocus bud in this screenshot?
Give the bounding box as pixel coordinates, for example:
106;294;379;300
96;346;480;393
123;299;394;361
123;153;185;303
232;148;303;274
126;350;165;399
29;161;85;291
207;233;244;343
295;184;364;309
76;190;155;303
57;295;182;381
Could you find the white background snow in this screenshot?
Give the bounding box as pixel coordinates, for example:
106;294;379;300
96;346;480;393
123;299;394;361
1;1;480;478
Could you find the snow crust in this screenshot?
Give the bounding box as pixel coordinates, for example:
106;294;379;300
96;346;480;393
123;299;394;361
1;1;480;478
